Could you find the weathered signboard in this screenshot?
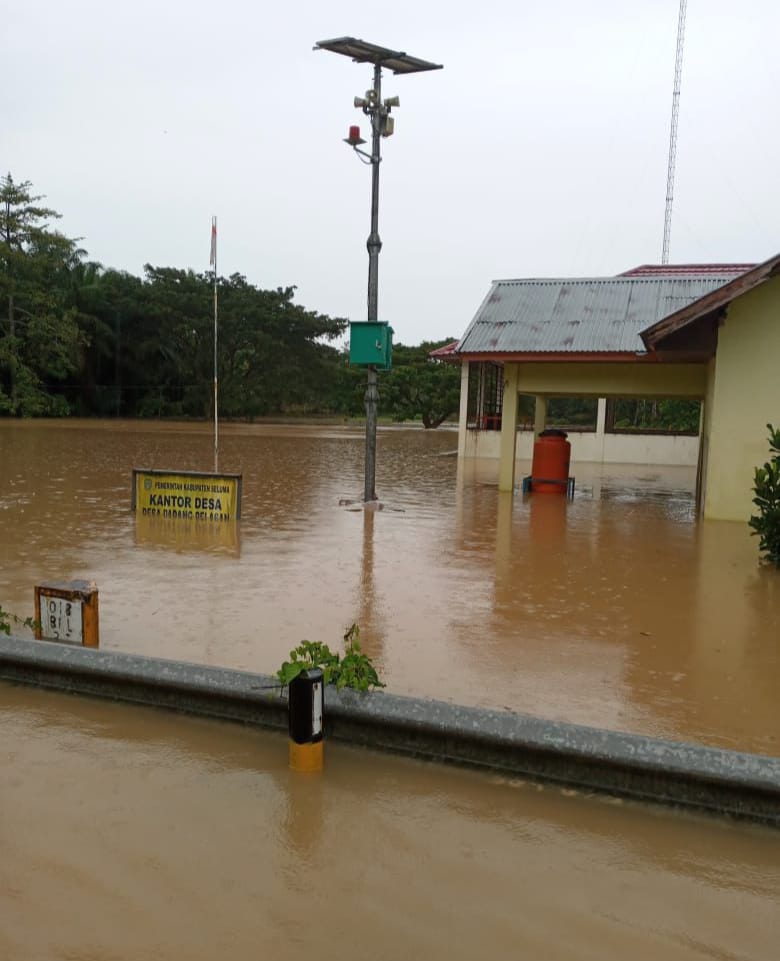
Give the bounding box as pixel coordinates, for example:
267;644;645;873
131;469;242;523
34;580;99;647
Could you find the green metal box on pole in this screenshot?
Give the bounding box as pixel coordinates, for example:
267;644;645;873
349;321;393;370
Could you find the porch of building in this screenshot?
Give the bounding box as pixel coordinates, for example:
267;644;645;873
443;255;780;521
456;361;702;468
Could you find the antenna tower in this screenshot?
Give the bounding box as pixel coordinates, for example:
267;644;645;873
662;0;688;264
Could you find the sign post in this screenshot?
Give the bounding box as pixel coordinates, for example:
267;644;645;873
34;580;99;648
131;469;242;523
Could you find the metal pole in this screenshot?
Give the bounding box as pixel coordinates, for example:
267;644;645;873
212;216;219;473
364;63;382;503
115;310;121;417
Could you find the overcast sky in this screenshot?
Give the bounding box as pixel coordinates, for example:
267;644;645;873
5;0;779;345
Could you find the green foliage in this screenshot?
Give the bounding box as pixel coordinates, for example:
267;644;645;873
325;353;365;417
382;340;461;428
336;624;384;691
0;604;37;636
1;172;87;415
1;173;466;424
610;398;700;432
71;265;348;421
276;624;384;692
546;397;598;428
749;424;780;567
328;340;462;426
517;397;701;433
277;640;341;686
1;172;351;420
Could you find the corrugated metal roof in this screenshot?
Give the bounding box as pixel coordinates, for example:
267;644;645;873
456;273;746;355
642;252;780;349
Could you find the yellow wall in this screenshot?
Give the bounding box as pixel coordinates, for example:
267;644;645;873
513;362;707;397
704;277;780;521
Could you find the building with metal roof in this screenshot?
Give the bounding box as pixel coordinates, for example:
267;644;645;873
445;254;780;523
455;270;750;359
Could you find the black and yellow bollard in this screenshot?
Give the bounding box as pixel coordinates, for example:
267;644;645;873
288;668;324;772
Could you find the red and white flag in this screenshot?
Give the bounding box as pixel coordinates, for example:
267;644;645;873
209;216;217;267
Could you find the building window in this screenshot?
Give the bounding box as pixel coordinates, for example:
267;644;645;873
467;362;504;430
605;399;701;435
545;397;598;432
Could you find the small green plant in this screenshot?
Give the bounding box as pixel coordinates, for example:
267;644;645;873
336;624;384;691
749;424;780;567
0;605;37;636
276;624;384;692
276;640;341;687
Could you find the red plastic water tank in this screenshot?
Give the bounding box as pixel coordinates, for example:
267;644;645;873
531;429;571;494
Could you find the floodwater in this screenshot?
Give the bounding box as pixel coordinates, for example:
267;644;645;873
1;683;778;961
1;419;779;754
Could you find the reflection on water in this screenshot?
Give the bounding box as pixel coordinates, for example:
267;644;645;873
1;419;779;754
1;685;778;961
134;512;241;556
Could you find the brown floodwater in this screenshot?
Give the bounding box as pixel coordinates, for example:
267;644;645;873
1;683;778;961
1;418;779;754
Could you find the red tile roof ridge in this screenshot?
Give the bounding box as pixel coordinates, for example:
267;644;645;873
428;340;460;357
619;263;755;277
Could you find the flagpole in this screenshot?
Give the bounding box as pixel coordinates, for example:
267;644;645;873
211;216;219;473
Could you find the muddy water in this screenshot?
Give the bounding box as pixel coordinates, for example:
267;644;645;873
1;684;778;961
1;419;779;754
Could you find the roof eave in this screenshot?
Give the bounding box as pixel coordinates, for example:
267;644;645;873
449;351;655;364
641;252;780;349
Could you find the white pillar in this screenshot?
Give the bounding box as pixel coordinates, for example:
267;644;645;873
457;362;470;458
533;395;547;438
498;364;520;491
700;359;716;517
595;397;607;463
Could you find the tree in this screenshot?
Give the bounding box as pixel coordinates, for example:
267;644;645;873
382;340;461;428
749;424;780;567
609;398;700;432
324;350;365;417
0;173;86;415
62;260;118;415
1;172;409;422
215;275;346;418
71;265;349;420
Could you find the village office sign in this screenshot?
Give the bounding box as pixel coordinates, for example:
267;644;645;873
132;469;242;522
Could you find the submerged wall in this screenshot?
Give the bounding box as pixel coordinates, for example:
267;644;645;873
463;429;700;466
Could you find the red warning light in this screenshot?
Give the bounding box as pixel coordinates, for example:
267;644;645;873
344;125;366;147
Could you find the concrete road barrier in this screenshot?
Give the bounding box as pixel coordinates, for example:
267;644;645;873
1;635;778;826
